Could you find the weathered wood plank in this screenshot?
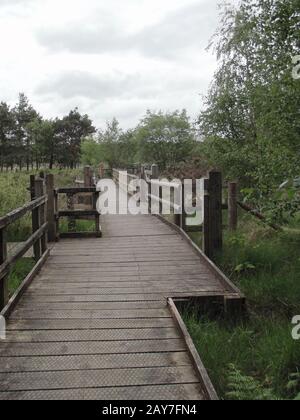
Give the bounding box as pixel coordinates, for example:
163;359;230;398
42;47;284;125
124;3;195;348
6;317;176;330
0;366;199;391
0;383;204;400
3;327;180;343
0;351;190;373
0;339;186;357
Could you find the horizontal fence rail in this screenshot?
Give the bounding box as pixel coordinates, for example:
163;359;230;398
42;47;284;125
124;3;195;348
0;176;48;310
112;165;238;260
55;187;101;239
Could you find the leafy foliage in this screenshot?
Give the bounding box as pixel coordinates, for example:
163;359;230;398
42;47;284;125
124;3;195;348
198;0;300;219
135;110;197;169
226;364;278;400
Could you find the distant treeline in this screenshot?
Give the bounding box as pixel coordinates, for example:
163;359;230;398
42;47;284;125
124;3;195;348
0;93;95;171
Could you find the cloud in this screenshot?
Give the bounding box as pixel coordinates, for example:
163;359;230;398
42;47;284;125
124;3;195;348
35;71;161;101
36;1;218;59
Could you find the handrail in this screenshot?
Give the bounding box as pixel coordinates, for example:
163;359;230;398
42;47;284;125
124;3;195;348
0;196;47;230
150;179;181;189
55;186;101;239
0;223;48;280
0;176;49;310
56;187;96;194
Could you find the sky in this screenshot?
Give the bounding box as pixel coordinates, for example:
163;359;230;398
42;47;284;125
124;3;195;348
0;0;226;129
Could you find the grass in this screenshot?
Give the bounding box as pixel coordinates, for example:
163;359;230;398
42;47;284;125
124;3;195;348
7;258;36;297
0;168;83;295
184;212;300;400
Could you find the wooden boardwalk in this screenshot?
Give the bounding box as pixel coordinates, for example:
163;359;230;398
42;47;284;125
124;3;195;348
0;210;236;400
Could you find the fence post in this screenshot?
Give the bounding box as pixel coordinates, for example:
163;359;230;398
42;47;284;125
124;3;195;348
35;178;47;256
84;166;93;187
151;164;159;180
67;193;76;233
209;171;223;252
54;190;59;241
93;191;101;237
180;182;187;231
0;228;8;310
228;182;238;231
46;174;56;242
203;177;212;258
31;176;42;262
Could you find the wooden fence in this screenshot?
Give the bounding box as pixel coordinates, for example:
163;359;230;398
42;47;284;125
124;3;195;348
0;169;101;311
113;165;238;259
0;177;48;311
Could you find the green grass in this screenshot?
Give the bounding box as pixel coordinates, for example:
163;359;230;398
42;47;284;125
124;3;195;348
59;219;96;233
184;213;300;400
0;168;83;241
0;168;83;295
8;258;36;296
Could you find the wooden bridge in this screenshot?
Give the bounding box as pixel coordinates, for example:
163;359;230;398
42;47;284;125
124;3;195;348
0;169;244;400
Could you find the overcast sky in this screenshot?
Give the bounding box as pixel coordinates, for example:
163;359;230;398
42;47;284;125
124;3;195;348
0;0;226;129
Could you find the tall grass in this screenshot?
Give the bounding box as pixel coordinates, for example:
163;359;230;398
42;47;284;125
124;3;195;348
0;169;83;295
0;169;82;241
184;213;300;400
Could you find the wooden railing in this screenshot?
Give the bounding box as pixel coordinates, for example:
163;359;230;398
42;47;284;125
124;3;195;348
112;165;237;259
0;169;103;311
55;186;101;239
0;177;48;310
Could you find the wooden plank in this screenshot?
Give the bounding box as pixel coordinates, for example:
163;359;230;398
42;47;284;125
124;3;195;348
23;284;224;297
0;339;186;357
168;298;218;401
3;327;180;343
21;293;167;303
0;351;190;373
0;383;204;400
0;366;199;392
6;318;176;330
10;308;171;319
16;301;166;310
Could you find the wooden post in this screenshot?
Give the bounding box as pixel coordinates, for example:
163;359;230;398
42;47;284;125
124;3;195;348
46;174;56;242
67;193;76;233
31;176;42;262
203;178;212;258
0;228;8;310
209;171;223;252
84;166;92;187
159;186;163;215
93;191;101;237
151;164;159;180
54;190;59;241
180;182;187;231
84;166;93;206
35;178;47;256
228;182;238;231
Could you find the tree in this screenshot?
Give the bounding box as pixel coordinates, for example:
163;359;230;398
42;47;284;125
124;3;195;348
97;118;124;169
198;0;300;215
135;110;196;169
0;102;15;171
27;119;56;169
12;93;39;170
81;138;103;167
55;108;96;168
